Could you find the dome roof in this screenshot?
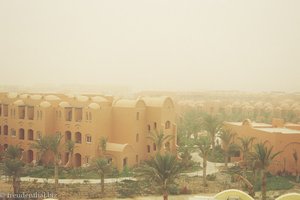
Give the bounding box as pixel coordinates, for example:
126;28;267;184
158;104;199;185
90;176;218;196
40;101;51;108
30;94;42;100
7;93;18;99
88;103;100;109
13;100;25;106
19;94;29;99
45;95;60;101
92;96;108;103
65;93;75;98
59;101;71;108
76;95;89;102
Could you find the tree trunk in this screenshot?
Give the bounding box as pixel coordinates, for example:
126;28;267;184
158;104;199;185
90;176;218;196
12;176;19;194
261;170;266;200
163;190;168;200
54;158;59;187
225;151;228;168
203;157;207;186
68;153;73;168
101;174;104;195
296;162;299;182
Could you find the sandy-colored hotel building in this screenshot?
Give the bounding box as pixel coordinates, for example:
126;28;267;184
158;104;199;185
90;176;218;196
0;92;177;170
225;119;300;175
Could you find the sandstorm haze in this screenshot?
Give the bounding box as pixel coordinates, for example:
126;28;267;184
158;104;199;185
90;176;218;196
0;0;300;93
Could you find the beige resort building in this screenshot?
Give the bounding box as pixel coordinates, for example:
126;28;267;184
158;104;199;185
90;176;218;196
0;92;177;170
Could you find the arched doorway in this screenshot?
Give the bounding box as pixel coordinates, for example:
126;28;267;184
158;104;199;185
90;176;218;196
27;150;34;163
74;153;81;167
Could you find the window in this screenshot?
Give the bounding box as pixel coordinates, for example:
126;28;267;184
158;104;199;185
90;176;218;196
123;157;128;167
28;129;34;140
3;105;8;117
0;126;1;135
86;135;92;143
0;104;2;116
165;121;171;129
37;111;39;119
11;128;16;137
147;124;151;132
136;134;139;142
19;129;25;140
65;108;72;121
75;108;82;122
4;125;8;135
89;112;92;121
65;131;71;142
36;131;42;140
154;122;157;130
136;112;139;120
153;143;157;151
27;106;34;120
75;132;82;144
85;156;89;164
147;145;151;153
18;106;25;119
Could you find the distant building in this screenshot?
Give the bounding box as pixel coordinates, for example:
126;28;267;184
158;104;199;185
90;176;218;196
0;93;177;170
225;118;300;175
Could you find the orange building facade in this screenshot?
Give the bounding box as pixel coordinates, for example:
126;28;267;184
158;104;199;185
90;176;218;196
0;93;177;170
225;119;300;175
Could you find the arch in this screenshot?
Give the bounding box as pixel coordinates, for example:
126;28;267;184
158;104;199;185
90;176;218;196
19;128;25;140
27;150;34;163
74;153;81;167
75;132;82;144
28;129;34;140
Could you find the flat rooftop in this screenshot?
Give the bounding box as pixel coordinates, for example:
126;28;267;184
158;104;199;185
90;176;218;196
225;122;272;128
255;127;300;134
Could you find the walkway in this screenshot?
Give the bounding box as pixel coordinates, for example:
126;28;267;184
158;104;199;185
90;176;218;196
0;152;231;184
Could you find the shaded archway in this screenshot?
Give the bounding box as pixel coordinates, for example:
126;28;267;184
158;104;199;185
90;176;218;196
74;153;81;167
27;150;34;163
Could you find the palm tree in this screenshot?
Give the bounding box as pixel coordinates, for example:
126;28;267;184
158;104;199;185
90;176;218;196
238;136;256;162
218;128;236;168
292;150;299;182
3;145;25;194
32;134;62;187
91;158;112;195
134;153;184;200
202;114;221;153
238;136;256;175
195;135;212;186
65;140;75;168
253;142;281;200
147;130;174;154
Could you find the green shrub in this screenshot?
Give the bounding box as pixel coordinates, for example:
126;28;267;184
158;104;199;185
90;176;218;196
117;179;141;198
168;184;180;195
207;174;216;181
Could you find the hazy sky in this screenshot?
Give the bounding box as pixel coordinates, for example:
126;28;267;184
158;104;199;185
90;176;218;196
0;0;300;92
